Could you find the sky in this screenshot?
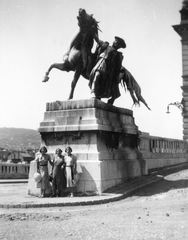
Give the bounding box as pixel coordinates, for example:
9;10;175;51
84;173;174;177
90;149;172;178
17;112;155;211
0;0;184;139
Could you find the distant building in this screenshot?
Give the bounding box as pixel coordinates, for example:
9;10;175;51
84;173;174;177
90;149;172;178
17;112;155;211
0;148;9;162
173;0;188;140
8;152;34;164
26;148;38;159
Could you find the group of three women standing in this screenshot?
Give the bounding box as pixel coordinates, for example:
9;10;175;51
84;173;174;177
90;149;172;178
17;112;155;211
36;146;77;198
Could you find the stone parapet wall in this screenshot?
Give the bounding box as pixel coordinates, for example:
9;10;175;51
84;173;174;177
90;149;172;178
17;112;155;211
139;132;188;172
0;163;30;179
2;132;187;181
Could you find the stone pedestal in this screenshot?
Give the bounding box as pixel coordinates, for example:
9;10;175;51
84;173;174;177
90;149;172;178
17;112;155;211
29;99;147;195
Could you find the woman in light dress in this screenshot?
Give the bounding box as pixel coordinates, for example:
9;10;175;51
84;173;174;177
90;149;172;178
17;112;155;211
36;146;51;198
64;147;77;197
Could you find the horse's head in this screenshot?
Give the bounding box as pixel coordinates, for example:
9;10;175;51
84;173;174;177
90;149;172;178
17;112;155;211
77;8;100;37
78;8;86;18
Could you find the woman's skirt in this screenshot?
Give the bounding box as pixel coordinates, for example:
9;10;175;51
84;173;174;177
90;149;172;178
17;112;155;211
37;166;50;189
66;166;73;188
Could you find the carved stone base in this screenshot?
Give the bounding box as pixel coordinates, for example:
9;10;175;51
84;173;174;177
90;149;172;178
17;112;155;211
28;99;147;195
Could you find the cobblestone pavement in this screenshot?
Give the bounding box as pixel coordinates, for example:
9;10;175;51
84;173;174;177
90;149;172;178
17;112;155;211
0;167;188;240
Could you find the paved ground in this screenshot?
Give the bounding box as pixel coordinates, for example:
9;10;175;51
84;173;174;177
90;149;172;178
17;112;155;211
0;174;162;208
0;164;188;240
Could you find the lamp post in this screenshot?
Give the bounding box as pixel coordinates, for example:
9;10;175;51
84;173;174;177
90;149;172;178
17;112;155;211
166;101;184;114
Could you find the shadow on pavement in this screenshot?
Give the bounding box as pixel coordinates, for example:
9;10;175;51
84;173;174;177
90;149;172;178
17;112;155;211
132;165;188;197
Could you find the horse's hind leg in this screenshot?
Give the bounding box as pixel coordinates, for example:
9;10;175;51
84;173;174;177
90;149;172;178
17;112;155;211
90;71;100;98
107;83;120;105
68;69;81;100
42;63;71;82
107;97;115;105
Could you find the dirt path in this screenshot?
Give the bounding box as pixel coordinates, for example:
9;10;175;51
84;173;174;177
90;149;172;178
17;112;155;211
1;169;188;240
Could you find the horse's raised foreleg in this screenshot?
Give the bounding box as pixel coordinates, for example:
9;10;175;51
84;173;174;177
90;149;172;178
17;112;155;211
42;63;72;82
68;69;81;100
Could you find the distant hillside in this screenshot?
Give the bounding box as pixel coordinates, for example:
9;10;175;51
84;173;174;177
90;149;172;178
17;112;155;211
0;128;41;150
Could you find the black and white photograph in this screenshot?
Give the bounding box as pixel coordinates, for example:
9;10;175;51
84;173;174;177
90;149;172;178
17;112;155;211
0;1;188;239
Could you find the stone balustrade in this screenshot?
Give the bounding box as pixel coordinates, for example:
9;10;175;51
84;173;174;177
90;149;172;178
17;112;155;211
1;132;188;181
0;163;30;179
139;132;188;172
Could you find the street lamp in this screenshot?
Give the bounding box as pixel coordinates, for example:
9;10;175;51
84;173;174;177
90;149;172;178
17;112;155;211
166;101;184;114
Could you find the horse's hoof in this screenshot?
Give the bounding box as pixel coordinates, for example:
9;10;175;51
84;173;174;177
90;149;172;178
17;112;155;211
107;100;114;105
42;76;49;82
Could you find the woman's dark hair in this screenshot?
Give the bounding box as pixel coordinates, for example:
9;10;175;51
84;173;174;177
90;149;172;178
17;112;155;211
40;146;47;153
55;148;62;154
65;147;72;153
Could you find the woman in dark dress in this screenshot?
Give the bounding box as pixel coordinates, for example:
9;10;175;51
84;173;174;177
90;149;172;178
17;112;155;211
51;148;66;197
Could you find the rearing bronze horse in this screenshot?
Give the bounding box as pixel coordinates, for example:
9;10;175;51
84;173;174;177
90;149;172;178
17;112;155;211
43;8;100;100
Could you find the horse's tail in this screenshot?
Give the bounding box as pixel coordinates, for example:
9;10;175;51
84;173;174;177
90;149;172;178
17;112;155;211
121;67;151;110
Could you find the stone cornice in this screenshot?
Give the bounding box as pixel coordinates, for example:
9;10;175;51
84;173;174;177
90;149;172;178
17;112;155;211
39;99;139;134
182;75;188;78
181;85;188;91
46;99;133;116
173;23;188;38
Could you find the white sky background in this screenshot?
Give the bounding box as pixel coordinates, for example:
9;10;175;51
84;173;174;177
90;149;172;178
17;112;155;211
0;0;184;139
